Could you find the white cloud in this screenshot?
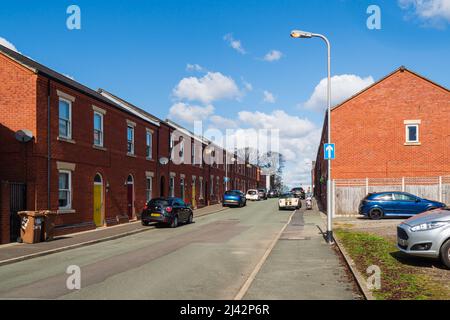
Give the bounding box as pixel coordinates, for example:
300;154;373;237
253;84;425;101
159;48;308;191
303;74;374;111
186;64;204;72
209;115;238;129
169;102;214;124
243;81;253;92
263;50;283;62
238;110;316;139
173;72;241;104
234;109;320;187
398;0;450;25
263;90;276;103
0;37;19;52
223;33;246;54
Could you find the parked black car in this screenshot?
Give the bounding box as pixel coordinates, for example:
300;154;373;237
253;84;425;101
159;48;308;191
258;188;268;200
268;189;280;198
291;187;306;200
141;198;193;228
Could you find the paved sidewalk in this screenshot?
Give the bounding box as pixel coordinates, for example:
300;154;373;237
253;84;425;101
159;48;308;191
0;203;227;266
243;208;361;300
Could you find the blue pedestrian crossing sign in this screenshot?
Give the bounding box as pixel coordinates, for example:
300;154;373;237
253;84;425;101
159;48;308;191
324;144;335;160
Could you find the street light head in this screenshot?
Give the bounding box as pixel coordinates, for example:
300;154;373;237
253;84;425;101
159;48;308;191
290;30;313;39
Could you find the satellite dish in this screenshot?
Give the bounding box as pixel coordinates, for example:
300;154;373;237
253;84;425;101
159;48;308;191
159;157;169;165
15;129;34;143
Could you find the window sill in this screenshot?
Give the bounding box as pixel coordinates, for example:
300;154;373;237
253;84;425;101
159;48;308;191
57;209;76;214
146;157;155;161
127;153;137;158
57;137;76;144
404;142;421;146
93;145;107;151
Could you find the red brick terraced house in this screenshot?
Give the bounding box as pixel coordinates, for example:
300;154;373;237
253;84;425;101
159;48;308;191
0;44;261;244
314;66;450;212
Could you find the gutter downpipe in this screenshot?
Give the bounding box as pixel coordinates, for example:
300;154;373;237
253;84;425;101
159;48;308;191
47;79;51;209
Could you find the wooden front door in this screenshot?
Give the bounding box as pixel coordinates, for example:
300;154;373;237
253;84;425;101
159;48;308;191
93;184;103;227
192;180;196;208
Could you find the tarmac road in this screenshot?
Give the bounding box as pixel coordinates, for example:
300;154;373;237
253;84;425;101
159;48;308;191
0;199;293;300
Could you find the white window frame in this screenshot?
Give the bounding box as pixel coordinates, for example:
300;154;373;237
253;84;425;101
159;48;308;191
127;125;135;155
146;176;153;202
169;176;175;197
146;130;153;159
93;111;104;147
210;175;214;196
199;178;204;199
404;120;421;144
180;178;185;201
58;170;72;210
59;98;72;139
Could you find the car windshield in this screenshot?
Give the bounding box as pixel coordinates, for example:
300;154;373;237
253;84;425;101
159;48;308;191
148;199;169;207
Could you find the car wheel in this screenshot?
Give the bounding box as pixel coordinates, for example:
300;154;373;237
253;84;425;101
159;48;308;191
187;213;194;224
369;208;383;220
440;239;450;269
142;220;149;226
170;216;179;228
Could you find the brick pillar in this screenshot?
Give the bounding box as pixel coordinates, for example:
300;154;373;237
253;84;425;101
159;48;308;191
0;181;11;244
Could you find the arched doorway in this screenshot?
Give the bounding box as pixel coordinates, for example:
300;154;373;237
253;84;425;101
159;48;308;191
93;173;104;227
127;174;134;220
160;176;166;197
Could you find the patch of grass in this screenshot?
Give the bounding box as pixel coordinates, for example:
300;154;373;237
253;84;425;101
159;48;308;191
335;229;448;300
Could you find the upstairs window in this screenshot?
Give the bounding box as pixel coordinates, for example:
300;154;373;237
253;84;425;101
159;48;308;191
405;120;421;144
94;112;104;147
146;130;153;159
127;125;135;154
59;99;72;139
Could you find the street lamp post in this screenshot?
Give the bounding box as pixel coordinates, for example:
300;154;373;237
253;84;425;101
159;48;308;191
291;29;333;244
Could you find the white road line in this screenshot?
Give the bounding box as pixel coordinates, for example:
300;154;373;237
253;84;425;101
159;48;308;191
233;209;297;300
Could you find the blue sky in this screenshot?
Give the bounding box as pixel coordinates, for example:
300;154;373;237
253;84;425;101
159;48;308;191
1;0;449;187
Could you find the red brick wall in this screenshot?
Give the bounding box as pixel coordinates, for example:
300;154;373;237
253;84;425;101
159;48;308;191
330;69;450;179
314;69;450;210
0;54;37;185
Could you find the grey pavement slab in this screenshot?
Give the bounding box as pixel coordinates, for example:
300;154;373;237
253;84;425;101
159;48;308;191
243;209;361;300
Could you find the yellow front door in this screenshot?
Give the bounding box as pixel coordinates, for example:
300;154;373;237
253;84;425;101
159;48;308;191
93;184;103;227
192;183;196;208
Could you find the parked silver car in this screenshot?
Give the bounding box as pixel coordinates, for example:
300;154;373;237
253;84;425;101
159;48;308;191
397;208;450;268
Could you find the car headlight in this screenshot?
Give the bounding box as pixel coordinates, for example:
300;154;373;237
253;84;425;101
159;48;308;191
410;221;449;232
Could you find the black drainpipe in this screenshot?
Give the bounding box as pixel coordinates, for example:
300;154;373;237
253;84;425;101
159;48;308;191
47;79;51;209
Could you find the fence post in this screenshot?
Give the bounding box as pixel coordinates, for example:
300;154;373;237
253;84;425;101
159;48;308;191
439;176;443;203
402;177;405;192
366;178;369;195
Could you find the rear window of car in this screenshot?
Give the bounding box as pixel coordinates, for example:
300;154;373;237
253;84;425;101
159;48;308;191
280;193;294;199
225;191;240;196
248;190;257;195
148;199;169;206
